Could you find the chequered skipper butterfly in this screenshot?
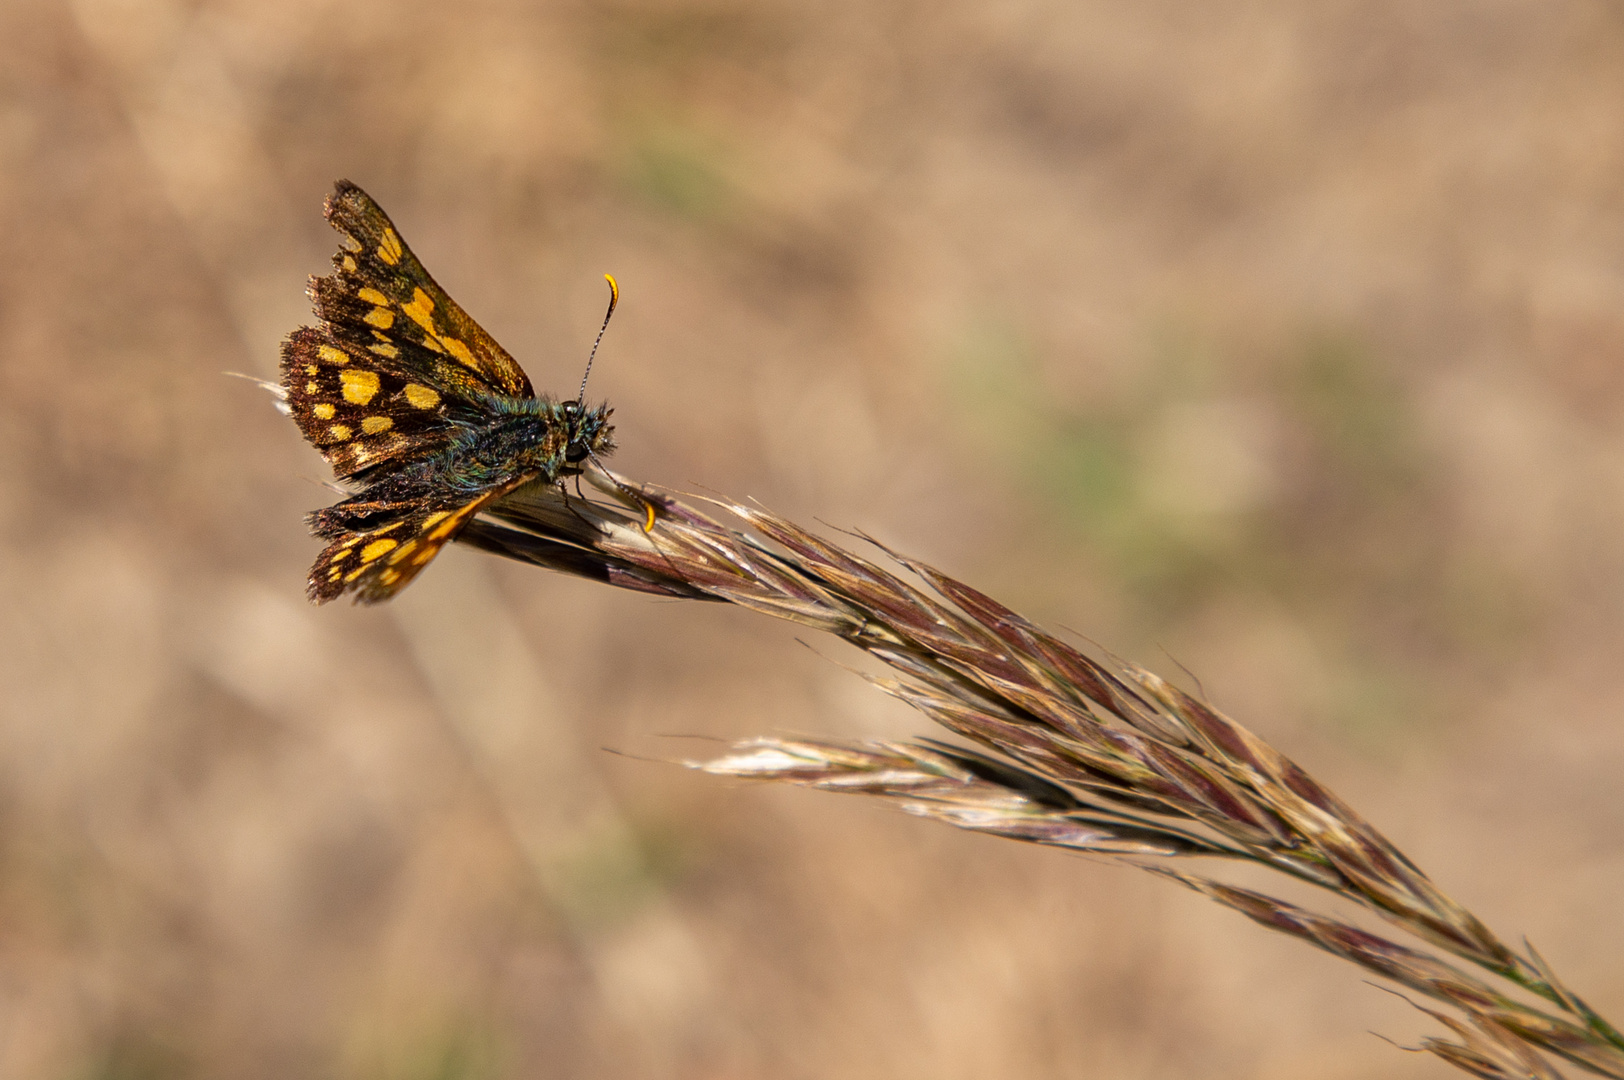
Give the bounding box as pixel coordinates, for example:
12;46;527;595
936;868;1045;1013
279;180;647;604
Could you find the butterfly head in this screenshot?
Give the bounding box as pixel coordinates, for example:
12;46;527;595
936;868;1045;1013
562;399;616;464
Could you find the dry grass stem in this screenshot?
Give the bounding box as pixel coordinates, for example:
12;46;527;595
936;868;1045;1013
460;472;1624;1080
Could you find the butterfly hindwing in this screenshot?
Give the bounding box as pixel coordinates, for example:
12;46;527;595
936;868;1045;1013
279;327;454;478
318;181;535;400
307;475;539;604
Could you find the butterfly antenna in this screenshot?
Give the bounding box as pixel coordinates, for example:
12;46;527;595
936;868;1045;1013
577;273;619;405
586;447;657;533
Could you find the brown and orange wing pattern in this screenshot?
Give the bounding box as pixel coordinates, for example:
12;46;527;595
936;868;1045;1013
279;327;454;479
316;180;534;401
307;476;538;604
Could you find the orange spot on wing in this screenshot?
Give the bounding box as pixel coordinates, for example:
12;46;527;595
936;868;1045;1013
357;287;389;305
401;287;436;331
364;307;394;329
403;384;440;409
340;369;381;405
361;416;393;434
441;336;478;370
318;345;350;365
377;228;403;265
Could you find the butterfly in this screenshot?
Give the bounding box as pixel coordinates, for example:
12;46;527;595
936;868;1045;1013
279;180;649;604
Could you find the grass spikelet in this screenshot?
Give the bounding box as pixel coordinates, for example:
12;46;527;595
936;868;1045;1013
462;472;1624;1079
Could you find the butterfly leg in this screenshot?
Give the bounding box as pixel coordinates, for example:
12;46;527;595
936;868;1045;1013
558;479;600;532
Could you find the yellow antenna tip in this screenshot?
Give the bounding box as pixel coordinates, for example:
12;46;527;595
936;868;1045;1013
603;273;619;310
641;500;657;533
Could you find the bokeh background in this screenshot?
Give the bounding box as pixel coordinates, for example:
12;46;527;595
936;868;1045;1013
3;0;1624;1076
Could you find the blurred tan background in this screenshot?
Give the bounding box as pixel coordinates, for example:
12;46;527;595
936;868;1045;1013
2;0;1623;1076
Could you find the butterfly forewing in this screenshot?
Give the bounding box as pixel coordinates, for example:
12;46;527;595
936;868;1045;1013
320;181;534;400
279;327;456;478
